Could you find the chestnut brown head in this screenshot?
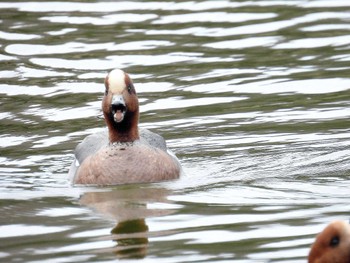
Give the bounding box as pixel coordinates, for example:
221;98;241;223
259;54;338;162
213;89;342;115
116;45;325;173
103;69;139;142
309;220;350;263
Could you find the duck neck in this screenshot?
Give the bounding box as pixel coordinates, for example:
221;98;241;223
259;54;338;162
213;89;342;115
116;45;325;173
105;111;140;143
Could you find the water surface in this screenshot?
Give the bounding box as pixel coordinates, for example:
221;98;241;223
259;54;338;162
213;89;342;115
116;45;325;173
1;0;350;262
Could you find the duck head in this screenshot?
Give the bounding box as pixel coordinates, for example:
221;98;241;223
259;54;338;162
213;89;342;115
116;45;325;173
103;69;139;143
309;220;350;263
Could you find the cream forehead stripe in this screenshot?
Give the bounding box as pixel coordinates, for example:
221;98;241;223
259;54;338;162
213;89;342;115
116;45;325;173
108;69;127;93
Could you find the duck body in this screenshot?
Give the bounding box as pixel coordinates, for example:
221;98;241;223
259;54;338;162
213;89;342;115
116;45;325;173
69;69;181;186
73;138;180;185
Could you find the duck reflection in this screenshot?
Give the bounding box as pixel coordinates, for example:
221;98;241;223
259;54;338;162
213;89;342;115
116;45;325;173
110;219;149;259
79;185;175;259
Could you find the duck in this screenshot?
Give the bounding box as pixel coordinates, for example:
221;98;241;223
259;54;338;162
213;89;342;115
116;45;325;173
308;220;350;263
69;69;182;185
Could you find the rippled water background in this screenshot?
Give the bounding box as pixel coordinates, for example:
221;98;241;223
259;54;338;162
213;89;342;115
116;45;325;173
1;0;350;262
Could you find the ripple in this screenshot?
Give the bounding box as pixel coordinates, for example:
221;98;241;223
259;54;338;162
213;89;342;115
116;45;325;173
185;78;350;94
142;96;246;112
0;134;40;148
30;53;203;70
303;0;350;7
24;102;100;122
0;1;168;12
301;24;350;32
0;30;40;40
36;207;90;217
0;54;17;61
180;68;260;81
233;78;350;94
0;224;70;238
0;82;100;96
6;42;114;56
194;11;350;37
146;26;218;36
274;35;350;49
0;1;298;13
17;66;74;78
153;12;276;24
47;28;77;36
40;13;158;25
205;36;282;49
137;82;175;93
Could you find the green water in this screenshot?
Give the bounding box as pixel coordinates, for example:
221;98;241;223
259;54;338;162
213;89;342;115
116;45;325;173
0;1;350;262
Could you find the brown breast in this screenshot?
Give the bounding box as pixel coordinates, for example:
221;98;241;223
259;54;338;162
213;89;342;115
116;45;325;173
73;142;181;185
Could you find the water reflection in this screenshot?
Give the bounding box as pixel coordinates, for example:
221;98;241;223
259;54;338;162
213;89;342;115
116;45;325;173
110;219;149;259
79;186;175;259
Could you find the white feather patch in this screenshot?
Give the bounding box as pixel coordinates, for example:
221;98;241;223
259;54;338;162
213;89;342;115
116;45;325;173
108;69;126;93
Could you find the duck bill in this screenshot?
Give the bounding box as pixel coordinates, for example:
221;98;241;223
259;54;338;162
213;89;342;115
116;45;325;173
111;95;127;123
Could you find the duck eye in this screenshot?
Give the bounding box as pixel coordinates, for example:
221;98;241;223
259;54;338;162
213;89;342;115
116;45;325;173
105;88;108;96
127;85;132;93
330;236;340;247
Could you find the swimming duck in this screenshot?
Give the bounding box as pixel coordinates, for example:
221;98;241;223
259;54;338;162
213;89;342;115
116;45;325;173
308;220;350;263
69;69;181;185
